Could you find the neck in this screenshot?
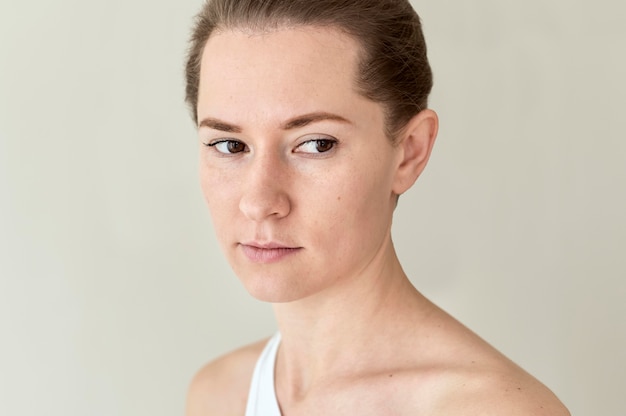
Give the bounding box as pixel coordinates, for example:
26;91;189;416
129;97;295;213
271;238;433;400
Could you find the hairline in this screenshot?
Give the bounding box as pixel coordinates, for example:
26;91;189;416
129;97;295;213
194;21;402;142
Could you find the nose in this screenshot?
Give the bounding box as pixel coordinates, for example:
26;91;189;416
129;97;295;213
238;152;291;222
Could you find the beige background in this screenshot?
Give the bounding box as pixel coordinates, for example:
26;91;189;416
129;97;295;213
1;0;624;414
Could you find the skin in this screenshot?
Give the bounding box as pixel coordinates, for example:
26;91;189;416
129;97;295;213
187;26;570;415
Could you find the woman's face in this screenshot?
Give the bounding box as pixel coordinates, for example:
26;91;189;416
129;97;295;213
197;26;404;302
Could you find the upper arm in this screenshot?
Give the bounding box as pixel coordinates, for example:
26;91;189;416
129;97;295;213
185;362;234;416
185;340;267;416
185;366;211;416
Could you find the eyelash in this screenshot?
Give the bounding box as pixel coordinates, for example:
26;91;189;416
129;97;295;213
294;137;337;154
204;139;248;154
203;136;338;155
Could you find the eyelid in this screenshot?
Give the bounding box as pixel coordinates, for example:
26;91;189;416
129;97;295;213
293;134;338;154
204;138;248;154
204;137;237;146
201;134;337;154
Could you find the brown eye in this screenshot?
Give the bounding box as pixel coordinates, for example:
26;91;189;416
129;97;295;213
295;137;337;154
207;139;248;154
315;140;334;153
227;141;246;153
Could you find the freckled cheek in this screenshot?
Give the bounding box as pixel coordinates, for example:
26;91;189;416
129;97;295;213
201;181;242;250
310;193;353;234
333;177;389;228
199;171;241;217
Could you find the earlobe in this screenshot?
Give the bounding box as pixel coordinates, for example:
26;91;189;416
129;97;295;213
392;109;439;195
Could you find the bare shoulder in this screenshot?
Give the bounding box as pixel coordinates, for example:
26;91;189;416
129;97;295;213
428;363;571;416
185;338;268;416
411;308;570;415
362;300;569;415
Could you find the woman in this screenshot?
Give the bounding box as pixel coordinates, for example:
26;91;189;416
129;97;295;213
184;0;570;414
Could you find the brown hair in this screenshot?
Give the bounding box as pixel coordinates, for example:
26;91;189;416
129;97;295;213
185;0;433;140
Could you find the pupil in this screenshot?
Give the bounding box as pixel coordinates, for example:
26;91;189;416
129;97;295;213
228;141;244;153
316;140;332;152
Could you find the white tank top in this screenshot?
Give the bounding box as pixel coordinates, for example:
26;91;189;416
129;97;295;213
245;333;282;416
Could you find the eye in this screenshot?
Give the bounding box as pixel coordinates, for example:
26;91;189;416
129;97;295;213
205;139;248;154
294;136;337;154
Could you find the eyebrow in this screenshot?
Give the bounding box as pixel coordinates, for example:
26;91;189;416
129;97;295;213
198;112;352;133
198;118;242;133
282;112;352;130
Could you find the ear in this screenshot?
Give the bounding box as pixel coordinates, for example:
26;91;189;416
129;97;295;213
392;109;439;195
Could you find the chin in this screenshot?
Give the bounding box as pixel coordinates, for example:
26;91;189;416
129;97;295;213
242;279;304;304
238;270;317;304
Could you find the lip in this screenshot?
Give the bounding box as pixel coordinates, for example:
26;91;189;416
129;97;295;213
239;242;302;264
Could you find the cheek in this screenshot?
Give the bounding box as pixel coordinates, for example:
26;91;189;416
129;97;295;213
199;168;216;210
199;166;239;228
310;167;391;234
200;160;235;199
332;167;395;242
338;160;393;210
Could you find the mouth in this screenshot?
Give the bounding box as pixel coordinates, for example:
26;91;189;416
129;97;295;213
239;242;302;264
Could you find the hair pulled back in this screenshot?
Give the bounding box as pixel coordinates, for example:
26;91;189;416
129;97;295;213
185;0;433;140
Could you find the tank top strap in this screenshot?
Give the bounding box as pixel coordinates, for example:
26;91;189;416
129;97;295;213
245;333;282;416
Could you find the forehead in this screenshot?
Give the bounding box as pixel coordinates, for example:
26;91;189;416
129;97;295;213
197;26;368;124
